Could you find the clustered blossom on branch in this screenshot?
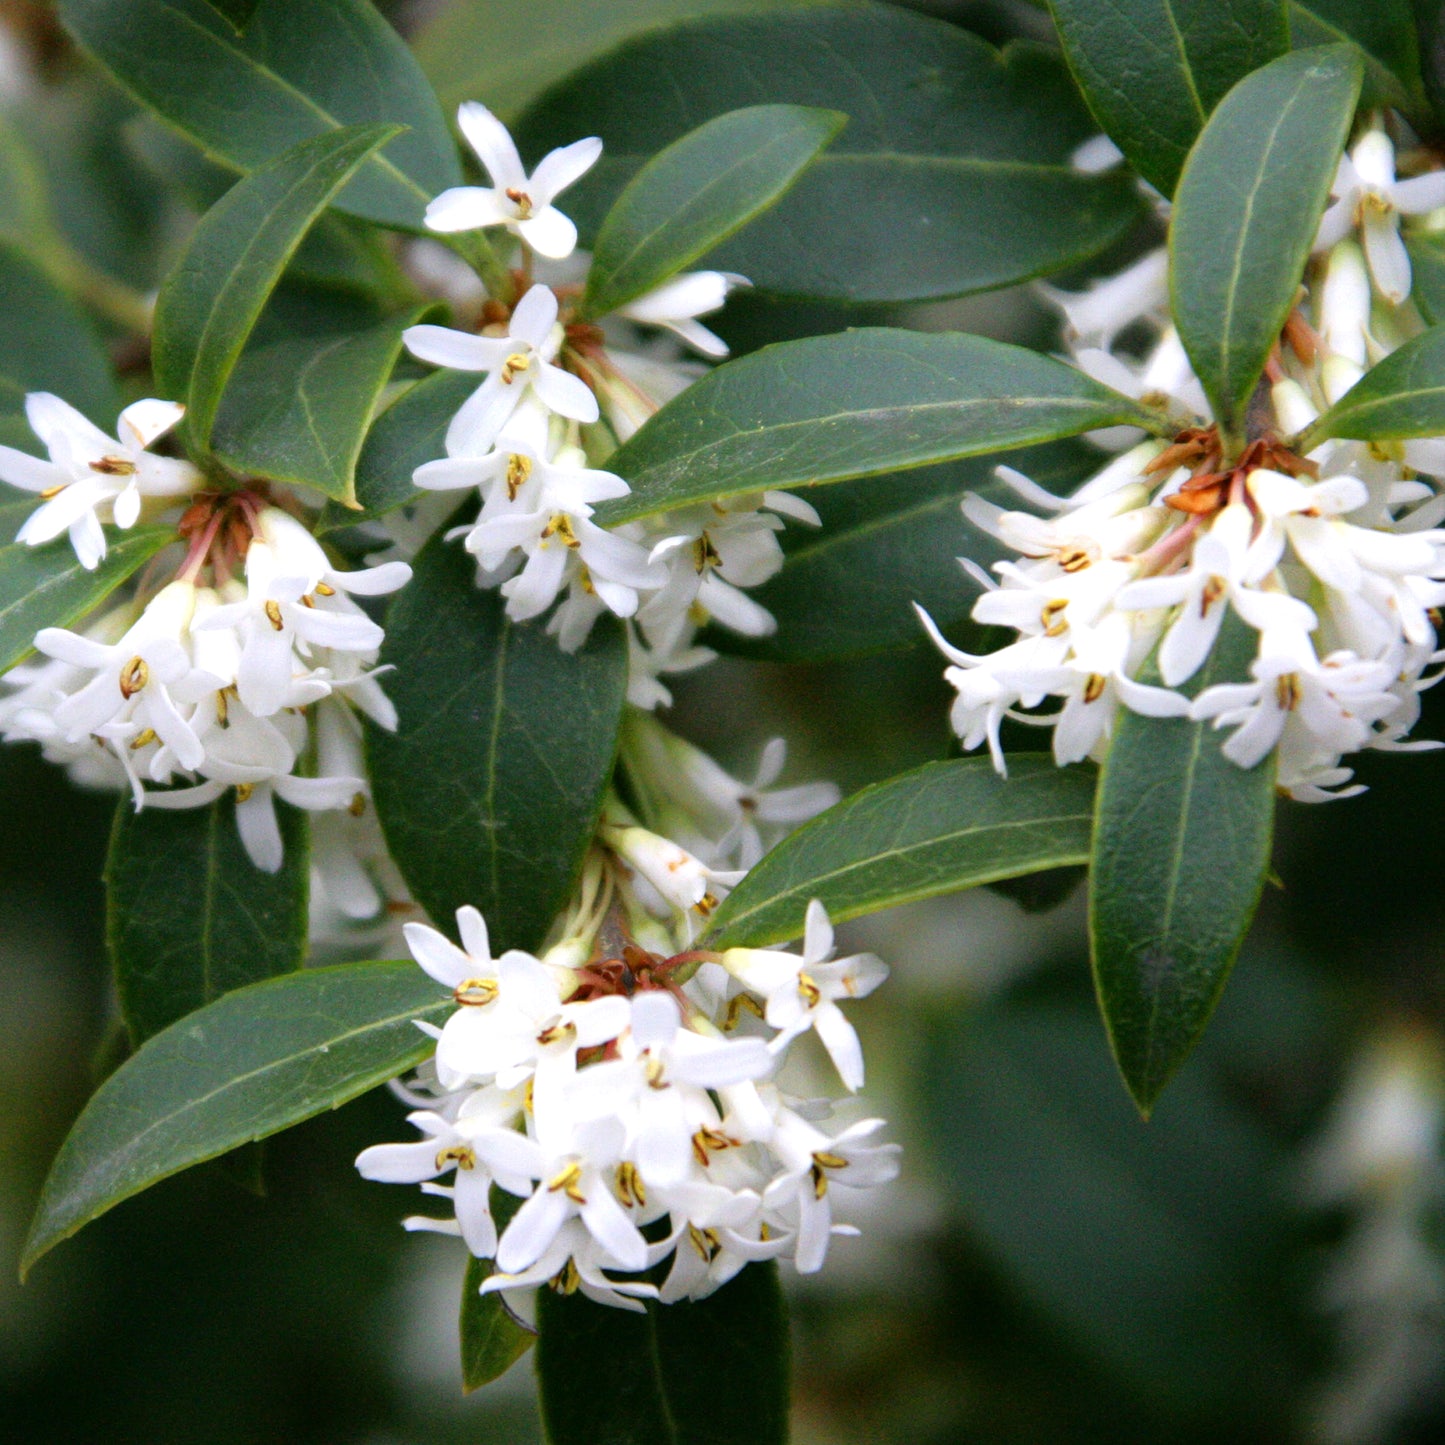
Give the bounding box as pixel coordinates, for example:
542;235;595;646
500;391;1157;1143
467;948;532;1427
358;882;896;1311
1;496;409;871
923;122;1445;801
356;98;899;1302
398;103;820;711
0;98;900;1309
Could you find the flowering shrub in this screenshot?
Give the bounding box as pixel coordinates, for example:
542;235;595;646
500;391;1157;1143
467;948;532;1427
10;0;1445;1437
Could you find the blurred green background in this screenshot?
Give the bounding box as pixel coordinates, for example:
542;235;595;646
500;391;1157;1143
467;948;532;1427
4;1;1445;1442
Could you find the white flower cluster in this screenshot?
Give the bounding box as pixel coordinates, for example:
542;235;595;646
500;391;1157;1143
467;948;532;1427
0;394;198;570
399;103;817;710
357;890;897;1311
925;124;1445;800
0;501;408;870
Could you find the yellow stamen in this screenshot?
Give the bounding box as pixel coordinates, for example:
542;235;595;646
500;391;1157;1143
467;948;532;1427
452;977;498;1007
1083;673;1107;704
797;972;822;1008
435;1143;476;1171
506;453;533;500
723;993;765;1031
547;1162;587;1205
615;1161;646;1208
235;782;255;803
119;656;148;698
264;599;285;631
129;728;157;750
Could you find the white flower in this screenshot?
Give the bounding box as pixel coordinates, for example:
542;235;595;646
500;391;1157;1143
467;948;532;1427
481;1218;659;1313
1039;247;1168;349
195;508;409;718
404;284;599;455
621;713;838;870
576;992;772;1186
425;102;600;259
765;1113;900;1274
355;1088;535;1257
598;810;743;921
1315;129;1445;305
34;580;213;774
0;394;197;569
1115;504;1318;687
494;1113;650;1279
723;901;887;1090
614;271;746;359
1190;630;1400;770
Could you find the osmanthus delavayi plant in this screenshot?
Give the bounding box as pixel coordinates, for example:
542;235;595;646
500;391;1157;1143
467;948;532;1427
7;0;1445;1435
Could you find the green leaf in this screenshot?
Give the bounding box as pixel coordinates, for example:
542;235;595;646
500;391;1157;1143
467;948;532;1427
416;0;801;120
0;491;32;546
1169;45;1362;437
367;530;628;951
1407;233;1445;324
342;370;481;524
715;441;1098;664
583;104;843;320
20;960;451;1277
536;1263;789;1445
201;0;259;30
0;527;172;675
57;0;461;230
514;7;1144;303
1302;323;1445;442
1290;0;1427;113
210;289;427;506
1089;614;1277;1117
460;1191;534;1393
152;124;400;455
106;794;309;1046
707;757;1097;948
1047;0;1288;196
0;239;119;447
599;329;1162;526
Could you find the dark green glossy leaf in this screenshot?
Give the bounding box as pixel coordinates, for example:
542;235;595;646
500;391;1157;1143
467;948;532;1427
367;531;628;951
1090;614;1277;1116
201;0;259;30
536;1263;789;1445
715;441;1098;664
1303;323;1445;442
0;239;119;448
106;794;309;1046
584;104;843;320
211;289;427;506
57;0;461;230
460;1190;533;1393
922;993;1294;1420
1291;0;1427;112
417;0;797;119
1407;233;1445;324
707;757;1097;948
514;7;1144;303
1047;0;1288;196
1170;45;1362;437
352;370;480;520
0;526;172;675
599;329;1162;526
152;124;399;454
20;960;451;1277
